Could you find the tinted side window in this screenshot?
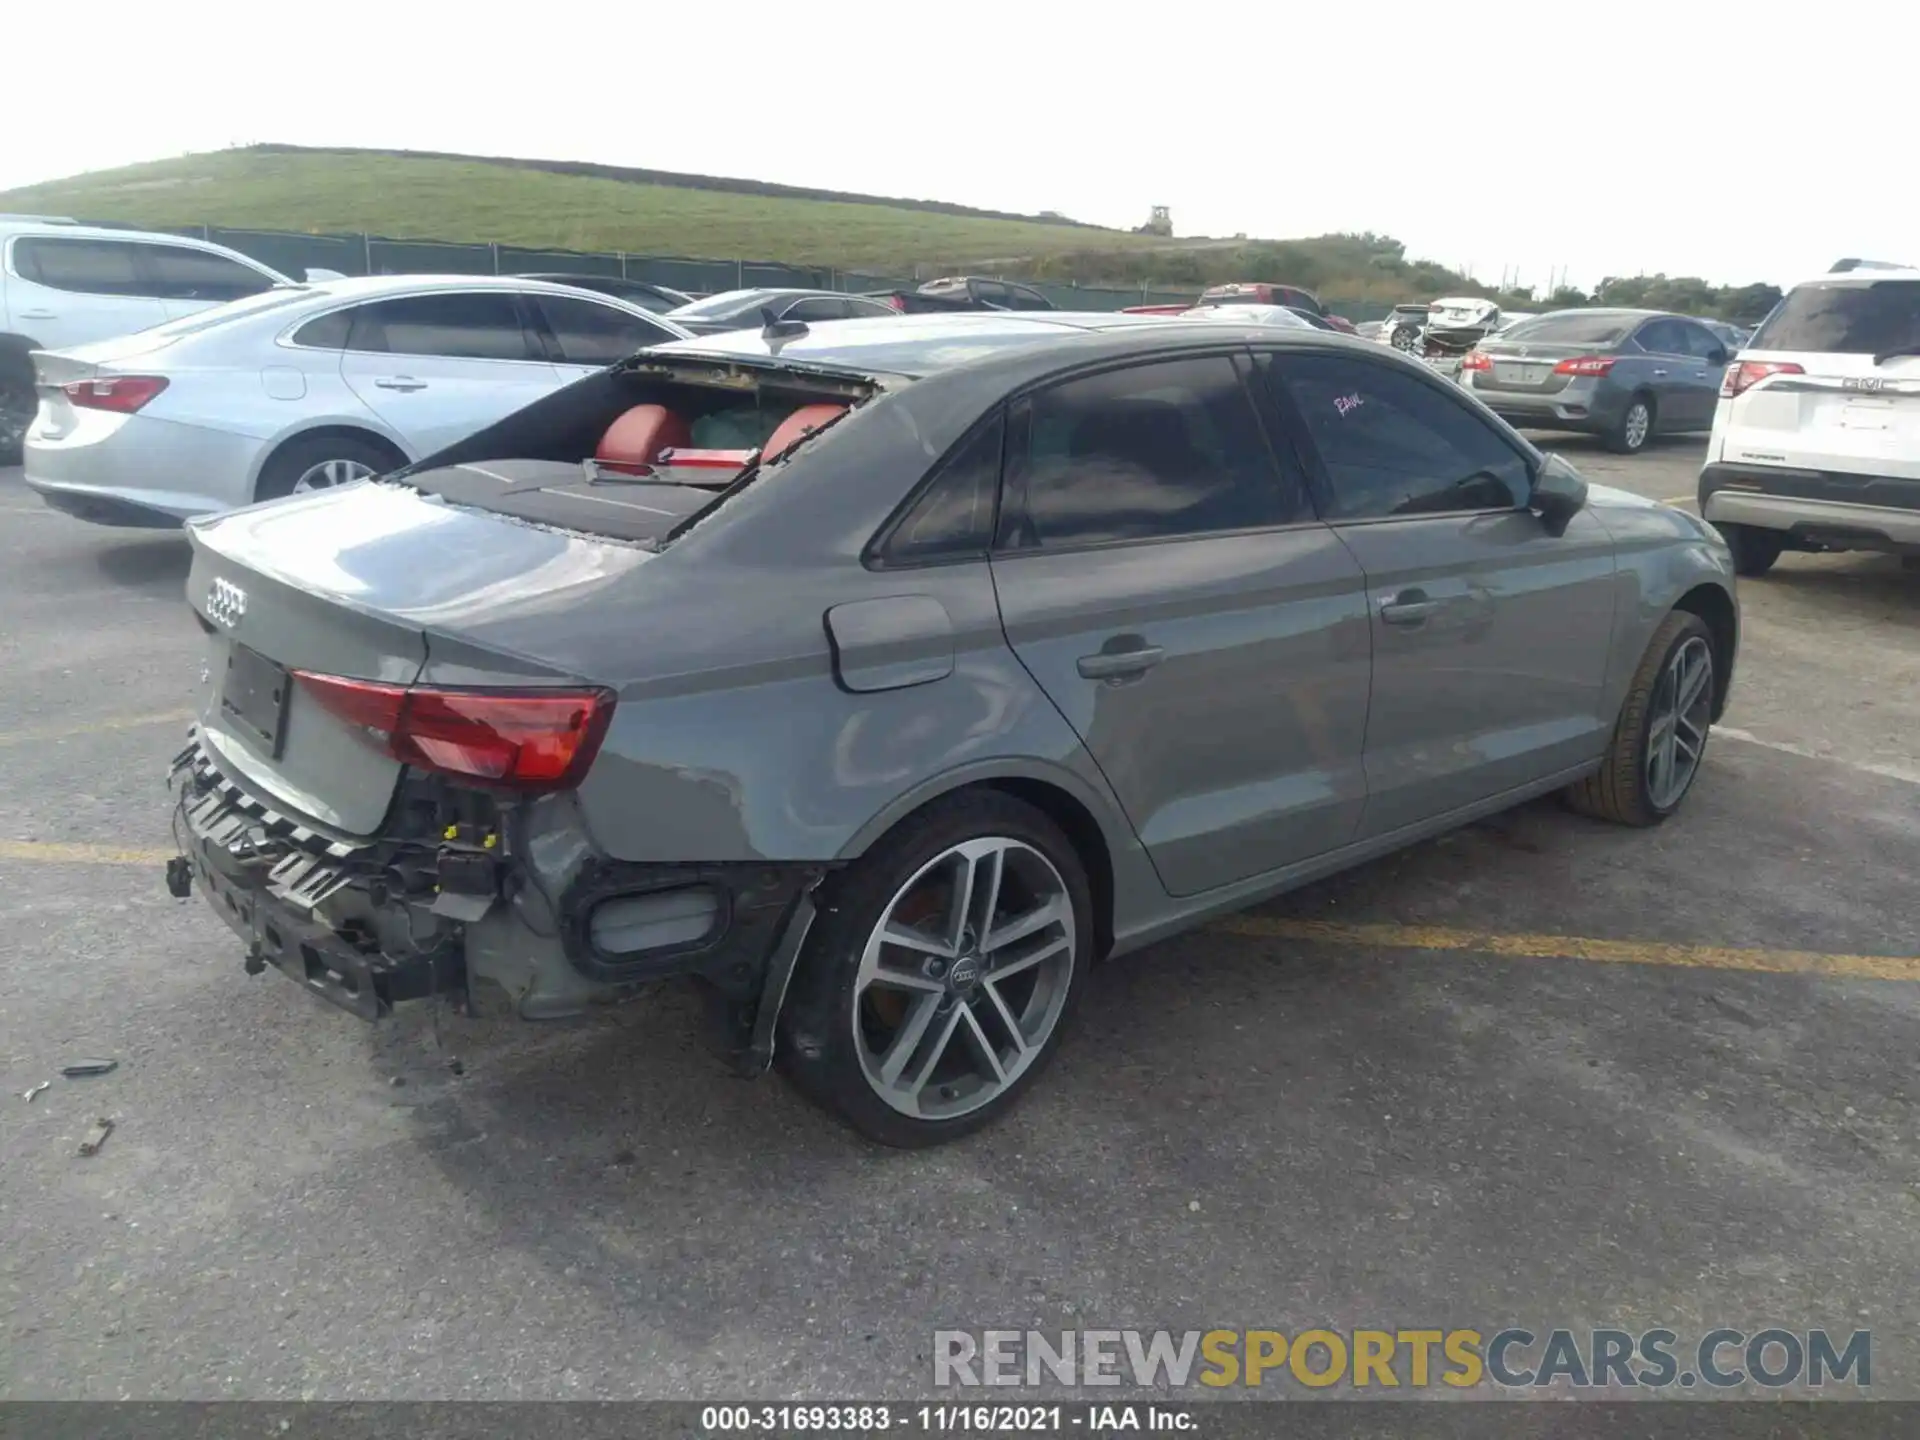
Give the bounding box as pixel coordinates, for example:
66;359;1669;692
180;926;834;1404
13;238;146;296
1270;353;1530;520
1635;319;1687;354
140;244;275;301
345;293;537;361
879;413;1003;564
532;294;670;364
1013;355;1302;548
1677;323;1726;360
784;296;850;322
1006;285;1052;311
972;281;1012;308
844;295;898;319
290;309;353;349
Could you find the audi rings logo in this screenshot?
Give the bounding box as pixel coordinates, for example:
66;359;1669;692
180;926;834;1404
206;577;248;630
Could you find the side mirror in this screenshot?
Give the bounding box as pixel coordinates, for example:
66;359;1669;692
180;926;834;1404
1530;453;1588;536
1709;346;1729;365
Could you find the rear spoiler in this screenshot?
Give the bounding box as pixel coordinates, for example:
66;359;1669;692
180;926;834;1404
1830;258;1911;273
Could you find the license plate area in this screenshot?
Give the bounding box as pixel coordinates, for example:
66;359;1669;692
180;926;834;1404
1494;362;1547;386
220;643;290;758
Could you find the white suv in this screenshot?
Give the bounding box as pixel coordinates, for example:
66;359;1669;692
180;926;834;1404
1699;261;1920;575
0;216;295;460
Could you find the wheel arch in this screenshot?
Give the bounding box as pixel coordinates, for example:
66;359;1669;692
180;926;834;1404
248;421;412;500
1673;581;1737;719
835;759;1130;961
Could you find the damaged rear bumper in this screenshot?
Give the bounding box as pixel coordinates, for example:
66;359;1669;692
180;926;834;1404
166;734;826;1073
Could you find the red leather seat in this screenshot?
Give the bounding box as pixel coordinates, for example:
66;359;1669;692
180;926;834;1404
762;403;848;462
596;404;691;474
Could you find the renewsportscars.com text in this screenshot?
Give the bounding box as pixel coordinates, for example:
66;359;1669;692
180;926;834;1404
933;1327;1871;1390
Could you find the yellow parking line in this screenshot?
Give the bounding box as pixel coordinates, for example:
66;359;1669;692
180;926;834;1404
2;837;1911;984
0;708;194;747
1660;494;1698;507
0;839;174;866
1215;916;1920;983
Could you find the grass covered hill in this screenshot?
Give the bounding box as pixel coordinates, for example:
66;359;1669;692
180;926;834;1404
0;145;1163;274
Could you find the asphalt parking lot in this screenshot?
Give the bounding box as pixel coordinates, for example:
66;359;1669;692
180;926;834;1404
2;434;1917;1402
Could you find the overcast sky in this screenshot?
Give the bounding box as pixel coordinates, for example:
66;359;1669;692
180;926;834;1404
6;0;1906;292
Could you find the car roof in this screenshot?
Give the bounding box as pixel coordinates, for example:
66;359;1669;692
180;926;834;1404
0;216;269;253
653;309;1387;383
1792;266;1920;285
285;274;657;302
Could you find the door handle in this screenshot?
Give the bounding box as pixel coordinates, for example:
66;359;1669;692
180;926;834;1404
1379;591;1439;626
18;309;55;320
1077;644;1165;680
373;376;427;392
1652;368;1668;377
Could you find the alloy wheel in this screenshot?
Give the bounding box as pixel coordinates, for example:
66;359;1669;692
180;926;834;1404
291;457;374;493
1623;401;1651;452
853;836;1076;1121
1645;635;1713;810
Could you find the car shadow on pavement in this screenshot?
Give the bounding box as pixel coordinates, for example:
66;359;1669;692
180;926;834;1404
92;535;192;592
1753;553;1919;607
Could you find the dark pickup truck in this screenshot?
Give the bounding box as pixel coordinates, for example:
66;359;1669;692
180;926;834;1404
870;276;1057;313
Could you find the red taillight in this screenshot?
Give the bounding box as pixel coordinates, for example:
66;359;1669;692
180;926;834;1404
1721;359;1803;398
1461;350;1491;371
294;673;615;791
886;294;906;312
63;375;168;413
1553;356;1616;377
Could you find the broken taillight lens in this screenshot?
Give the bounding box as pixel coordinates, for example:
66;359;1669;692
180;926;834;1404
293;673;615;791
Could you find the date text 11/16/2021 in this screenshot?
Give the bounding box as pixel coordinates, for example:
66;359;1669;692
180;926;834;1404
699;1405;1193;1431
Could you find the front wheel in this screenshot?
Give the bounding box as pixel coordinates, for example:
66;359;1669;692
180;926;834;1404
1718;522;1784;577
1565;611;1716;826
778;791;1090;1147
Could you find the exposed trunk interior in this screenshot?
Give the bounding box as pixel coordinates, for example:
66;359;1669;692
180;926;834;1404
393;356;881;545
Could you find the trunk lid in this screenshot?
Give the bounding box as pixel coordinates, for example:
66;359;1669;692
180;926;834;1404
187;479;656;837
1472;338;1611;395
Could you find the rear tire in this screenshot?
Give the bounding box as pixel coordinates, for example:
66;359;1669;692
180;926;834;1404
1565;611;1716;827
777;790;1091;1148
1719;523;1785;577
1605;393;1655;454
0;348;34;466
255;432;402;503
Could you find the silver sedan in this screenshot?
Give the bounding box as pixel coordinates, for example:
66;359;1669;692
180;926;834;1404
23;275;690;526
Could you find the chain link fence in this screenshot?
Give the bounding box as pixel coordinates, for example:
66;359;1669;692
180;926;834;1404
134;223;1335;314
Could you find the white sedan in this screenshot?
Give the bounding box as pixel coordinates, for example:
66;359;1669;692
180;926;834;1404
22;275;691;527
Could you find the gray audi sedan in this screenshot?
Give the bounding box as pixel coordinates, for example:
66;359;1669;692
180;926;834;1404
168;312;1739;1147
1459;308;1735;454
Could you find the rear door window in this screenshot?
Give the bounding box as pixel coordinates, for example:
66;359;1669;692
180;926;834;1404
12;237;148;296
1751;279;1920;355
342;292;541;360
530;293;674;364
137;244;277;301
1006;354;1305;548
1005;285;1052;311
1266;351;1531;520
